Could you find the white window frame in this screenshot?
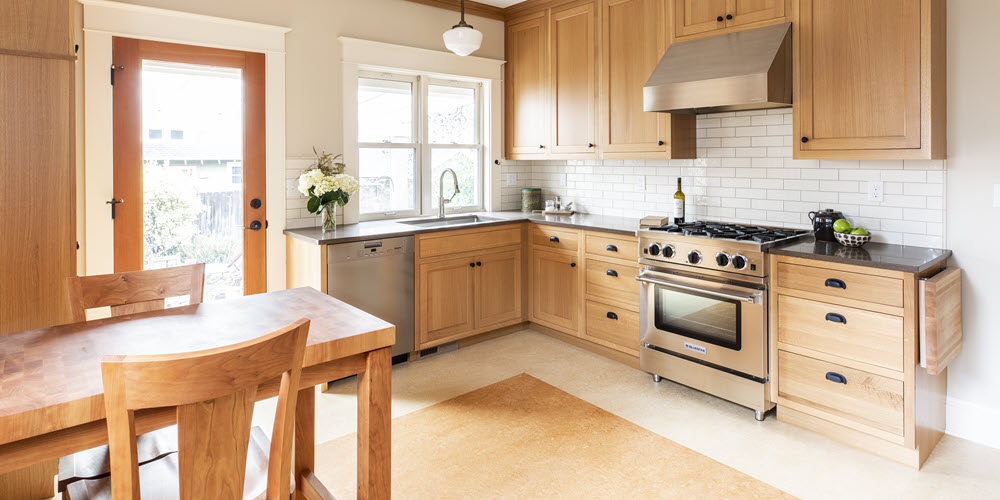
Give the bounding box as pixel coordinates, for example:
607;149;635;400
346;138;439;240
358;71;485;221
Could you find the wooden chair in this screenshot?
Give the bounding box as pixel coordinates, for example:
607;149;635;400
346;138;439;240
65;319;310;499
58;263;207;495
67;263;206;322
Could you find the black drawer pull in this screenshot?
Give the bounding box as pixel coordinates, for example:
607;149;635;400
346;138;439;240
825;313;847;325
824;278;847;289
606;269;618;277
606;244;618;252
549;235;559;243
607;312;618;320
825;372;847;384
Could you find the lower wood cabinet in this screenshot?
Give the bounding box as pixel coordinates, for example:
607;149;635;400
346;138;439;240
476;249;523;331
530;248;580;333
583;299;640;356
418;255;478;347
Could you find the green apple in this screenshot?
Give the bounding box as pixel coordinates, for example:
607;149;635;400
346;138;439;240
851;227;869;236
833;219;852;233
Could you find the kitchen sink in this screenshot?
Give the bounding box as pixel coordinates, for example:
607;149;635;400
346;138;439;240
400;215;503;228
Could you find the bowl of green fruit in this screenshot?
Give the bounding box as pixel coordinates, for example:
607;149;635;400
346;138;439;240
832;219;871;247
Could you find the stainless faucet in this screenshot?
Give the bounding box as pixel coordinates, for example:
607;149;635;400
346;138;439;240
439;168;460;218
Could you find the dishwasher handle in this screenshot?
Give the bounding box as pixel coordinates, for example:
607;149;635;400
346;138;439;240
636;273;761;304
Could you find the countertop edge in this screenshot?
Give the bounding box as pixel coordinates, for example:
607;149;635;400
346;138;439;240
769;245;952;274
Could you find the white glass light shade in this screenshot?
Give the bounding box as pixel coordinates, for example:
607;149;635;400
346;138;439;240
443;26;483;57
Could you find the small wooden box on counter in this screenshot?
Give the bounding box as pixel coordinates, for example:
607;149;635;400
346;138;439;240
769;248;961;469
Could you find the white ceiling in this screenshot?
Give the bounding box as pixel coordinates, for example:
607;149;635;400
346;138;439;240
476;0;525;7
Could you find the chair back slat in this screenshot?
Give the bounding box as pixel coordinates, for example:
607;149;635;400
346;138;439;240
101;318;309;499
69;264;206;322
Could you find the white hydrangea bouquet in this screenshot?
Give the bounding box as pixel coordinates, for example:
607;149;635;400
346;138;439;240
298;148;359;231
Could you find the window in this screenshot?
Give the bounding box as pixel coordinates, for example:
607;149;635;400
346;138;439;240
170;130;184;140
358;71;483;219
148;129;162;139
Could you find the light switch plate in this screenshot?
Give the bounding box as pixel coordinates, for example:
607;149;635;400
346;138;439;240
286;179;299;198
994;184;1000;207
506;173;517;187
558;173;567;187
635;175;646;191
867;180;884;202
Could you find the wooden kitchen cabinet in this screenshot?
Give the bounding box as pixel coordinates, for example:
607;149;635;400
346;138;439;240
549;0;598;155
530;248;580;333
793;0;946;160
418;255;477;347
600;0;695;158
476;248;523;331
505;12;549;158
671;0;788;41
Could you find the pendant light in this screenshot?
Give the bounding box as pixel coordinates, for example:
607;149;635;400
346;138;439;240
443;0;483;56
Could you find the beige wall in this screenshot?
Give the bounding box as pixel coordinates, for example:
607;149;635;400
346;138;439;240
105;0;505;157
943;0;1000;448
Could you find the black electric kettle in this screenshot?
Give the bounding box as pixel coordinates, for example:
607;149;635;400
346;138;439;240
808;208;845;242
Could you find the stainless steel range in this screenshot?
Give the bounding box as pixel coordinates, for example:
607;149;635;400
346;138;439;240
636;221;808;420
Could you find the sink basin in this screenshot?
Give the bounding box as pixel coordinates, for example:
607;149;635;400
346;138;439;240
400;215;502;228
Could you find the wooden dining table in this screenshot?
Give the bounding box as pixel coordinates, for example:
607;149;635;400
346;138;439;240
0;286;394;499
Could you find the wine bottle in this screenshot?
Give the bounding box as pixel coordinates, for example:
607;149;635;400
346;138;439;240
673;177;685;224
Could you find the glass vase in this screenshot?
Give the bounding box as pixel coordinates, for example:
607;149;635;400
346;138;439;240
322;204;337;231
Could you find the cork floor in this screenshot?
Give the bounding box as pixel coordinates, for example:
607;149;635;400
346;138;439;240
253;329;1000;500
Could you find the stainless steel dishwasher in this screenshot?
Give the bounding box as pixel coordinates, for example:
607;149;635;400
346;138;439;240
327;236;414;357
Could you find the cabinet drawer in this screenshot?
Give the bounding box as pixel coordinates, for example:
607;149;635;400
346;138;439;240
776;262;903;308
419;225;522;259
585;259;639;304
778;295;903;371
778;351;904;436
584;233;638;262
585;300;639;355
531;225;579;252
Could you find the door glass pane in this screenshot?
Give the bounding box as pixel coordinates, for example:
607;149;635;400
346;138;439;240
431;148;479;209
358;78;413;143
428;84;476;144
653;285;741;349
141;60;244;302
359;148;416;214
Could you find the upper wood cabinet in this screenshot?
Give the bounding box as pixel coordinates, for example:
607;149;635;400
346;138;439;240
550;0;598;155
793;0;946;160
601;0;694;159
672;0;787;41
0;0;74;57
505;12;549;158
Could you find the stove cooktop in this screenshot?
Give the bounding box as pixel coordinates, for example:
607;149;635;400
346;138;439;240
647;221;809;244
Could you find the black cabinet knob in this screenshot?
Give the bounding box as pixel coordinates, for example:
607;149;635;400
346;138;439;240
726;14;733;20
476;261;482;267
539;144;545;149
470;263;475;268
657;140;665;146
801;137;809;143
717;15;724;22
570;262;577;267
588;143;595;148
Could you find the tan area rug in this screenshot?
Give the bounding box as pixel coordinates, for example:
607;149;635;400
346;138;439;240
315;373;794;499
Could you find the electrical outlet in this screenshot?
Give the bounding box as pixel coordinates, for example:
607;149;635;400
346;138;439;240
286;179;300;198
506;173;517;187
867;180;884;202
635;175;646;191
558;173;567;187
994;184;1000;208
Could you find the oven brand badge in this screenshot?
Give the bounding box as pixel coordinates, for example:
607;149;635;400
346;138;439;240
684;342;707;355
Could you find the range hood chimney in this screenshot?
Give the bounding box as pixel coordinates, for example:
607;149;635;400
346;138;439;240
644;22;792;115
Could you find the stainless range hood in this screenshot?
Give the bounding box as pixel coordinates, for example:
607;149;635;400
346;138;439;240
644;22;792;115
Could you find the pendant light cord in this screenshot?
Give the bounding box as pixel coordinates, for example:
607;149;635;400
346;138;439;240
454;0;472;29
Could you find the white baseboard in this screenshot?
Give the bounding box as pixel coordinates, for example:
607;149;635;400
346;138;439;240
946;396;1000;450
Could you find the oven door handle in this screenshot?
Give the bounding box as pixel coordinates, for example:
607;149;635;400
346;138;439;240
635;274;761;304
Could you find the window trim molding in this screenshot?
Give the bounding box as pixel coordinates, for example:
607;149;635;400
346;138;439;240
340;37;504;225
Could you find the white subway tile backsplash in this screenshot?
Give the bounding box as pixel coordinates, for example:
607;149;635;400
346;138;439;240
485;107;944;248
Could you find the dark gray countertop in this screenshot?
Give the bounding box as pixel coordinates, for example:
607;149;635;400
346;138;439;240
769;235;951;273
283;211;642;245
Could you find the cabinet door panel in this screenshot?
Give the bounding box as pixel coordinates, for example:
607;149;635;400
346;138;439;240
727;0;785;27
476;249;523;330
550;1;597;154
418;256;476;346
797;0;921;151
506;14;549;157
601;0;669;154
674;0;727;37
530;249;580;333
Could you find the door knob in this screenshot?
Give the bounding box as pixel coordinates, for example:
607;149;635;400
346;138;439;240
250;198;262;209
247;220;262;231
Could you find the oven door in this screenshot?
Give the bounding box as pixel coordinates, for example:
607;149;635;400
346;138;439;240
638;269;767;380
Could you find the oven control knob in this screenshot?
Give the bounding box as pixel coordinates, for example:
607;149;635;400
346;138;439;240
732;254;749;270
648;243;662;256
687;250;702;264
662;245;676;259
715;252;731;267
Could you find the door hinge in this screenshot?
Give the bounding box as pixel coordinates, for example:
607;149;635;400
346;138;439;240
110;64;125;85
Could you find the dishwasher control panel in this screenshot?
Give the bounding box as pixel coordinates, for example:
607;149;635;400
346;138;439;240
346;240;409;260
